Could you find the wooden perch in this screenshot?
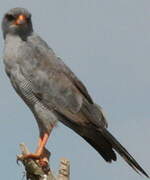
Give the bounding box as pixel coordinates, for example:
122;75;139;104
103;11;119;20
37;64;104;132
18;144;70;180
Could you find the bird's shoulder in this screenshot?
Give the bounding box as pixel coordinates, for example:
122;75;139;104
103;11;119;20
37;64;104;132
27;33;55;56
25;33;94;104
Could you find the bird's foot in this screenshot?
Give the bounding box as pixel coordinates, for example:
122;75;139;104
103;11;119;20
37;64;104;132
17;151;49;168
17;153;50;174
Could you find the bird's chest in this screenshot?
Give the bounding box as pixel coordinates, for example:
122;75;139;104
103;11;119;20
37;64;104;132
4;35;35;72
4;39;22;71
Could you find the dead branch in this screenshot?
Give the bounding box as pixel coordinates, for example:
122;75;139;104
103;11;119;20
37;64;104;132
18;144;70;180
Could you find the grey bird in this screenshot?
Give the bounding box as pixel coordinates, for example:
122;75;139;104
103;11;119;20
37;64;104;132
2;7;149;177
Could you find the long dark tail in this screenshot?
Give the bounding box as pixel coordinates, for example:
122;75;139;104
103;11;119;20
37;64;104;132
101;128;149;178
83;128;149;178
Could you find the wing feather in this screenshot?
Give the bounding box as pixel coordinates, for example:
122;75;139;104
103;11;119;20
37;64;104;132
19;35;105;127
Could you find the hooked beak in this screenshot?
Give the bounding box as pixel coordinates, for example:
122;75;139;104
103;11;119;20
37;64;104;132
15;14;27;25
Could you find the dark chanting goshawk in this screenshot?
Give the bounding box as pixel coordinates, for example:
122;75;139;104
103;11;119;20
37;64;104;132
2;7;149;177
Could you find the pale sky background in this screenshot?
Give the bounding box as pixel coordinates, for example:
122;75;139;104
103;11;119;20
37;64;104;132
0;0;150;180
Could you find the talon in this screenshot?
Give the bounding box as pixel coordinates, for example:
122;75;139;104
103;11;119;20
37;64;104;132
37;157;50;173
38;158;48;167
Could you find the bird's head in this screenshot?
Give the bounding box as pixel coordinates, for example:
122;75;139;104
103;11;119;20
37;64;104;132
2;8;33;40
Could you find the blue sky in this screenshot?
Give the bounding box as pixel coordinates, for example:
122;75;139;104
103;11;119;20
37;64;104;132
0;0;150;179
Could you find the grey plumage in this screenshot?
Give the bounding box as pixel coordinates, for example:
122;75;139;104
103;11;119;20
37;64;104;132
2;7;149;177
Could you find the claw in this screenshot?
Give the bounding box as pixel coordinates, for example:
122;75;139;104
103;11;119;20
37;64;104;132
37;158;50;173
38;157;48;167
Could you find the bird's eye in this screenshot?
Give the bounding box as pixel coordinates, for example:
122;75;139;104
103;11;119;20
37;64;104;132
5;14;15;21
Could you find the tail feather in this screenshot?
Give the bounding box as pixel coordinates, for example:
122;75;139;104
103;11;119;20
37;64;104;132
101;128;149;178
83;136;117;162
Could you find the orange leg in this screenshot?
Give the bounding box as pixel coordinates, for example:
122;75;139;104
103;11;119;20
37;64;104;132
23;133;49;159
36;137;43;151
